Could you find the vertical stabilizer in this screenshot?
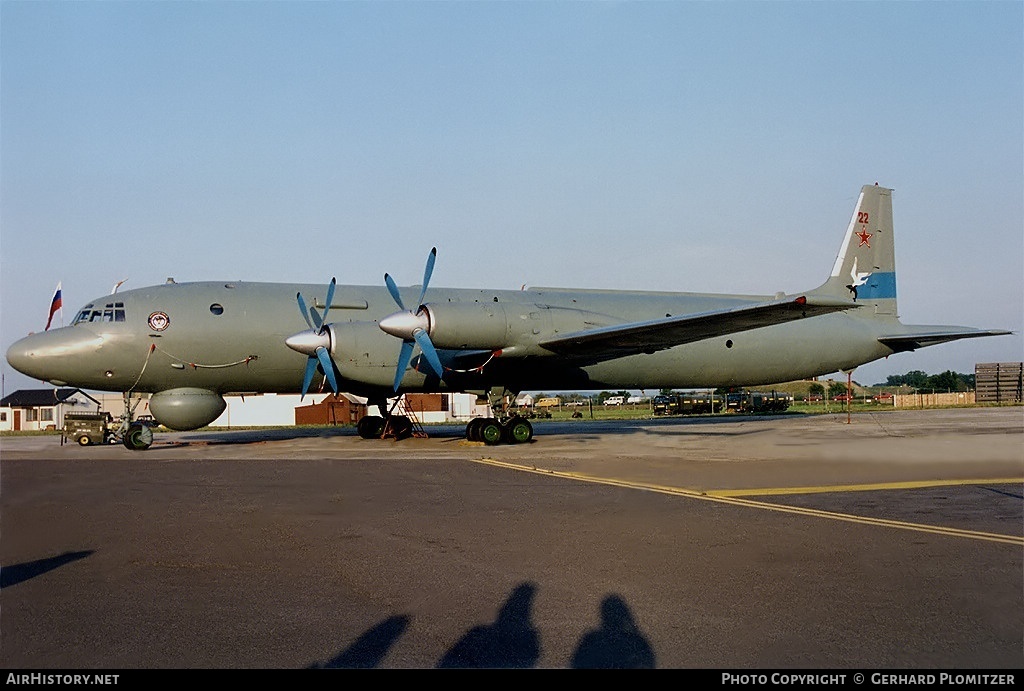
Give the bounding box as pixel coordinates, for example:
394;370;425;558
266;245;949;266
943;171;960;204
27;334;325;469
813;184;897;316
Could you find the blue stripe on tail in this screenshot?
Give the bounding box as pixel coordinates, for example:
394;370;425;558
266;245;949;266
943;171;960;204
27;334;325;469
857;271;897;300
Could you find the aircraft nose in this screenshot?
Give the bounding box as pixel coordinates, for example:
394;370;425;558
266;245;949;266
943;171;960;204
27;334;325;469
5;337;35;377
5;328;104;385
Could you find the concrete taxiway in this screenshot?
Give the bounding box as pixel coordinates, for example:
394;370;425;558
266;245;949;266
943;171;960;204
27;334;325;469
1;407;1021;668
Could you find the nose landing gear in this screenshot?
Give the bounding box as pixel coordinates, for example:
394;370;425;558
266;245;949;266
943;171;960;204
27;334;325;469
122;422;154;450
115;392;154;451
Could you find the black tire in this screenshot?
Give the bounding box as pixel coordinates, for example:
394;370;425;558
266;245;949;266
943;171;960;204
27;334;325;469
77;435;91;446
357;415;385;439
479;420;503;446
389;415;413;440
503;417;533;444
466;418;483;442
122;423;153;451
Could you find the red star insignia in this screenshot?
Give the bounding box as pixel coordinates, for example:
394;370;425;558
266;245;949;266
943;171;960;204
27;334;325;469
856;229;872;247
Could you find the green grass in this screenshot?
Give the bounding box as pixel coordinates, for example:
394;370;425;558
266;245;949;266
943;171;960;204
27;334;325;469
0;429;63;437
2;401;1017;438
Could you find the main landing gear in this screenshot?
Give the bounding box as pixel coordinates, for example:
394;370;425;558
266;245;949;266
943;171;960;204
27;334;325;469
463;386;534;445
356;398;425;441
353;389;535;445
465;415;533;445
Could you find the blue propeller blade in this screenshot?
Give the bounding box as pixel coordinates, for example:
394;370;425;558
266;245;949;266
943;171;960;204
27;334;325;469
323;278;336;320
296;292;316;331
385;248;445;390
393;340;415;391
301;355;318;399
416;247;437;307
384;273;405;311
315;346;338;393
413;329;444;379
294;279;339;397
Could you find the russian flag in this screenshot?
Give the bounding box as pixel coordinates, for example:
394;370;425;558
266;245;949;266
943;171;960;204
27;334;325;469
45;282;62;331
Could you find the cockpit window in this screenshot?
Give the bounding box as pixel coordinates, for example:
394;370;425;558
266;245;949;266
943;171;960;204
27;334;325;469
73;305;94;324
73;302;125;325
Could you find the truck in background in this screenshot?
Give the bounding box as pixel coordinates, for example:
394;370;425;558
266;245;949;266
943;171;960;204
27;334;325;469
653;391;792;416
63;412;116;446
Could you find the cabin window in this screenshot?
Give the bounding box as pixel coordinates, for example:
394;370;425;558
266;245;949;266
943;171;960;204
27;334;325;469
210;304;224;315
104;303;125;322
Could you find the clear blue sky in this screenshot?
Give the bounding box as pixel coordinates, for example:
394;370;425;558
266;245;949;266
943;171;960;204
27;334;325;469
2;1;1021;394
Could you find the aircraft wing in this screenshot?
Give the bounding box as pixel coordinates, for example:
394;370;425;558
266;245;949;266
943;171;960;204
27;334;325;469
538;296;857;359
878;328;1013;353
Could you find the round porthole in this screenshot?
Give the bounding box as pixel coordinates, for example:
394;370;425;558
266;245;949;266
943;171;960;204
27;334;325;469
725;339;733;348
210;304;224;315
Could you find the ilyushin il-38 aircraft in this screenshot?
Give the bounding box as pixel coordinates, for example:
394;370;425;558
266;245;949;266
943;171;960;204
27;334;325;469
6;184;1010;449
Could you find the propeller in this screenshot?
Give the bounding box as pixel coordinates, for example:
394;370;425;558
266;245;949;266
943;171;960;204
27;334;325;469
286;278;339;398
378;248;445;391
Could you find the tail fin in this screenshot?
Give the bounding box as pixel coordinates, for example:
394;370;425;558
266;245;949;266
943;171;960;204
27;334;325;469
812;184;897;316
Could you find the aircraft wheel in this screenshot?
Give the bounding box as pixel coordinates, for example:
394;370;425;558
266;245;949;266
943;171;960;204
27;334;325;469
503;417;533;444
390;415;413;440
122;423;153;451
357;415;385;439
479;420;503;446
77;435;91;446
466;418;483;441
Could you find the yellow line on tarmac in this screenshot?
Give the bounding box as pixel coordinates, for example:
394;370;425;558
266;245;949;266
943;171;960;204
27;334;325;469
471;458;1024;546
709;478;1024;497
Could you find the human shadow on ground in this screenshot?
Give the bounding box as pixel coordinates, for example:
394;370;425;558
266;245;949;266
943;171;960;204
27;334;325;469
308;615;410;669
311;581;657;668
1;550;94;589
436;582;540;668
570;593;656;669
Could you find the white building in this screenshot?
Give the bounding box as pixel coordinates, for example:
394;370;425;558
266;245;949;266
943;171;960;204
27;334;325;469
0;388;102;432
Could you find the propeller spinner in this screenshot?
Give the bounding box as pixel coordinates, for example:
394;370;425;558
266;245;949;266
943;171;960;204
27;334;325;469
286;278;339;398
379;247;445;391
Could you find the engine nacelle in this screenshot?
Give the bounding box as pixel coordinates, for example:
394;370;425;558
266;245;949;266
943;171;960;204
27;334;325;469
420;302;516;349
378;300;600;355
149;388;227;431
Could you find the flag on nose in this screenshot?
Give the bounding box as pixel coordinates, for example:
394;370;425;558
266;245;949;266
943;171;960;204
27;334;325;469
45;282;62;331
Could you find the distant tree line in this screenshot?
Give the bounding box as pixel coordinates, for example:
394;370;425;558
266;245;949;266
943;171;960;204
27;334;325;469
539;370;977;403
877;370;975;391
807;382;849;397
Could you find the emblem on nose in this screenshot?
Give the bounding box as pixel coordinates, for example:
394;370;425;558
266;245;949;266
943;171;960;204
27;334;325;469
148;312;170;331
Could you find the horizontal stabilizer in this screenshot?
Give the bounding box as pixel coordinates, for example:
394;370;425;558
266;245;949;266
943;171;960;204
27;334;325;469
879;328;1013;353
540;296;857;359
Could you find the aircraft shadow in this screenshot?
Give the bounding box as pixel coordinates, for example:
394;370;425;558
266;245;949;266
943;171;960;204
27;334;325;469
0;550;94;589
166;413;807;447
309;581;656;668
162;426;358;446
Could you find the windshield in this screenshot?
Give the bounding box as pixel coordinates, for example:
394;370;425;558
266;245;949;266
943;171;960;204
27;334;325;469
73;302;126;325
